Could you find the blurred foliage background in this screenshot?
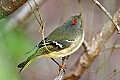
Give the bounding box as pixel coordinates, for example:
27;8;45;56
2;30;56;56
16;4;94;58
0;19;33;80
0;0;120;80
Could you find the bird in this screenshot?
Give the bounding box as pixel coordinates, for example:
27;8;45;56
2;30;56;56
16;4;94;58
17;14;84;73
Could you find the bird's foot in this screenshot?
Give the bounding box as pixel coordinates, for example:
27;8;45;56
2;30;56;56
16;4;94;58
58;64;66;74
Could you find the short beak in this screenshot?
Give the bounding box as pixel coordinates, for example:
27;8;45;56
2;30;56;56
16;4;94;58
78;13;81;18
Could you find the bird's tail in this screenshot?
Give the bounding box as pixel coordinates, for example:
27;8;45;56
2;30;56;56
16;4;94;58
17;55;38;73
17;45;40;73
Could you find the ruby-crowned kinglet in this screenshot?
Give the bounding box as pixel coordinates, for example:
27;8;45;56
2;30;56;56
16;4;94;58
17;14;84;72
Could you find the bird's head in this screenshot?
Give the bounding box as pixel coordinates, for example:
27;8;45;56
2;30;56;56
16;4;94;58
66;14;82;28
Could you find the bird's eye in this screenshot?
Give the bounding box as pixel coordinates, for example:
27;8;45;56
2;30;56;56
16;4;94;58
72;19;77;25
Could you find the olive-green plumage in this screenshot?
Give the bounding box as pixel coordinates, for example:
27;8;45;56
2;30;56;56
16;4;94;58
17;14;84;72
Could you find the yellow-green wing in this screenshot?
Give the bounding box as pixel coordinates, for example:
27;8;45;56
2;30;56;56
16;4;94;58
17;44;59;73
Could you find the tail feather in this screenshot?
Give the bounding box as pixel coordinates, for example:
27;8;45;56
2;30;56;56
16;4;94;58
17;57;37;73
17;61;28;73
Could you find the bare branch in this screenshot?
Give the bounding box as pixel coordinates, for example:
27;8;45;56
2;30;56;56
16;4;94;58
64;9;120;80
55;69;65;80
82;40;89;51
92;0;120;33
5;0;47;31
107;67;120;80
55;56;69;80
0;0;28;19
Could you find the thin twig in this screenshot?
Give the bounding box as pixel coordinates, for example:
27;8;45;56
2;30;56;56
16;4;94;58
95;38;120;74
31;0;51;53
92;0;120;33
5;0;47;31
55;69;65;80
28;2;41;26
33;0;44;31
104;38;120;64
101;44;120;51
107;68;120;80
55;56;69;80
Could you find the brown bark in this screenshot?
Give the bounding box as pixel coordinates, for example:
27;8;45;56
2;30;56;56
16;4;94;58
0;0;27;19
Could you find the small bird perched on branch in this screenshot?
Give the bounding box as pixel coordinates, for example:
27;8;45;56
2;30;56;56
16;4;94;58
17;14;84;73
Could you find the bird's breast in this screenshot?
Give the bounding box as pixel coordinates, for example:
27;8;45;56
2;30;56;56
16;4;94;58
43;30;84;58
